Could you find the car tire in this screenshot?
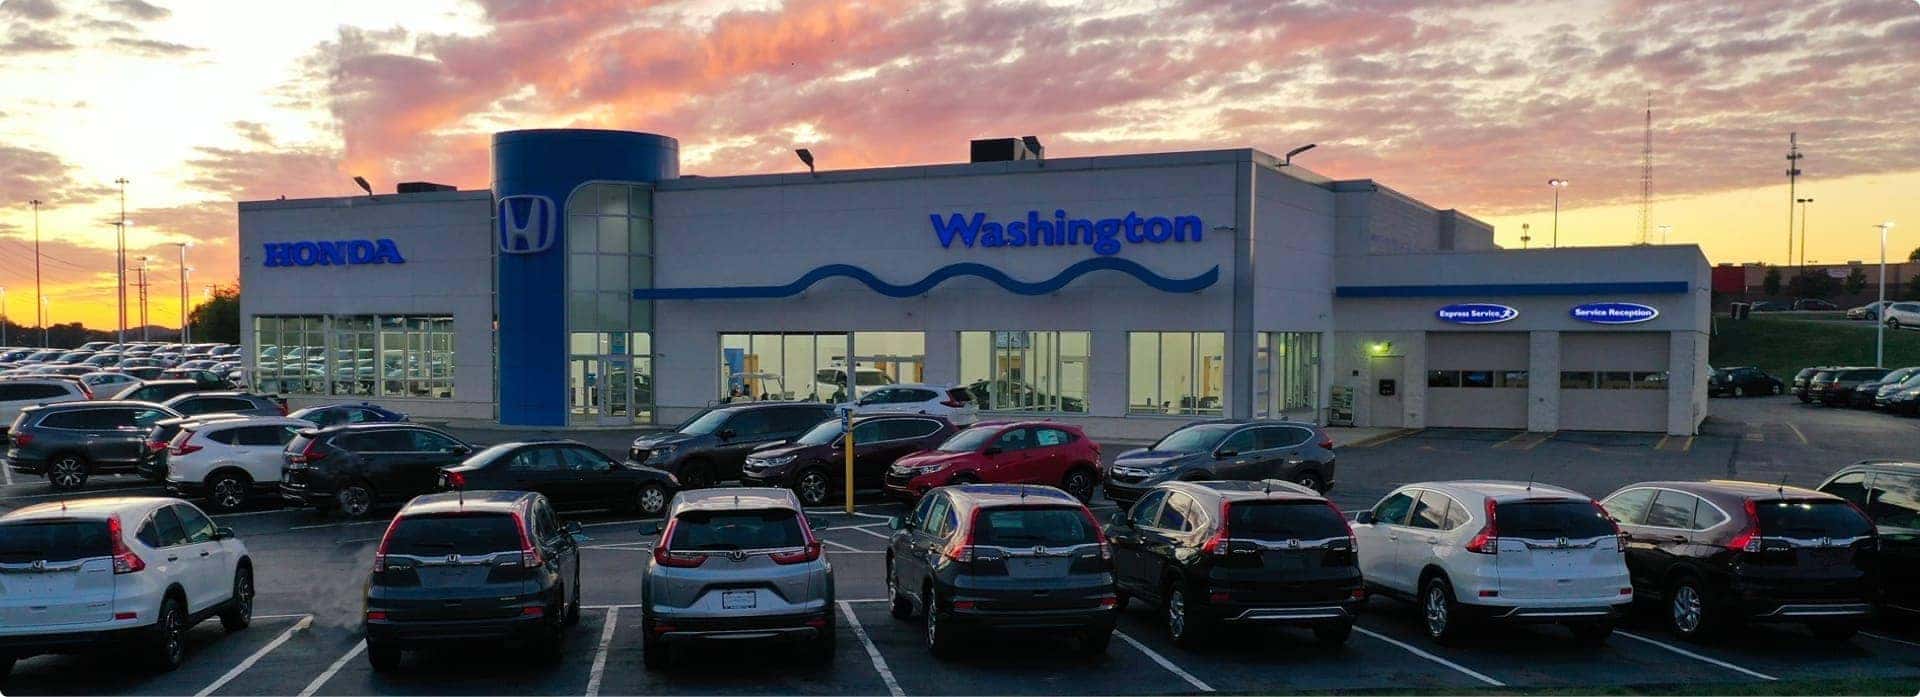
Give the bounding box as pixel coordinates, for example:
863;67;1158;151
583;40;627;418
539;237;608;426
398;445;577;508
148;595;188;671
535;621;566;665
1113;589;1131;612
45;454;89;491
366;641;402;672
565;585;582;627
1667;576;1722;642
1772;383;1784;395
677;460;715;489
1569;620;1613;646
948;473;979;486
1164;584;1207;648
1080;627;1113;655
794;468;832;508
335;482;375;518
925;587;958;658
206;472;251;513
1314;620;1353;646
1423;576;1469;645
1810;622;1860;641
1060;467;1097;503
1294;471;1326;492
886;558;916;620
1733;386;1745;397
1;655;13;680
219;566;254;632
630;483;669;517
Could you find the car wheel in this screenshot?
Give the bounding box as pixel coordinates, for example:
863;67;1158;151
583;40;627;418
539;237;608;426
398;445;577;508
1314;621;1353;646
207;473;250;513
1164;585;1206;647
366;641;402;672
925;587;958;658
1810;622;1860;641
1733;386;1745;397
219;566;254;631
887;558;915;620
1060;467;1096;503
1668;577;1719;641
46;454;89;491
1295;471;1325;492
1113;589;1131;612
1772;383;1784;395
677;460;714;489
635;483;669;517
1423;576;1467;645
1569;620;1613;646
795;468;832;508
148;595;187;671
336;483;374;518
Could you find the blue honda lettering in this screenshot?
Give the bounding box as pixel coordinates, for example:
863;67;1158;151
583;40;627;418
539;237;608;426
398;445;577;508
259;238;407;268
347;240;376;263
316;241;347;266
372;238;406;264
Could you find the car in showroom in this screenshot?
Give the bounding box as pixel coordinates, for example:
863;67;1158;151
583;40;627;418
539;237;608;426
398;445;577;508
626;401;837;489
1706;366;1785;398
638;487;832;669
885;484;1116;657
163;417;308;512
884;421;1102;502
1105;480;1362;647
0;497;254;678
1599;480;1875;641
1353;481;1630;645
6;401;182;490
363;491;583;671
1104;420;1336;505
279;423;475;517
840;383;979;423
436;440;679;517
740;414;957;507
1814;462;1920;618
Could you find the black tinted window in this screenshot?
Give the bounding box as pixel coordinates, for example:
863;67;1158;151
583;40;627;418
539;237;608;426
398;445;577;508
1644;490;1698;529
1372;492;1416;525
1821;473;1870;508
1227;501;1350;540
1128;490;1168;527
0;521;111;563
1602;488;1656;526
339;430;409;451
203;429;240;445
725;411;773;437
1256;426;1310;450
36;411;90;429
175;505;215;544
992;428;1033;452
1868;475;1920;529
508;447;562;472
900;388;938;403
1153;493;1195;531
384;514;524;556
879;419;940;441
0;384;70;400
1409;492;1449;530
772;407;830;433
1494;500;1615;539
408;430;460;451
971;506;1097;547
1754;500;1873;538
668;509;806;551
149;506;187;547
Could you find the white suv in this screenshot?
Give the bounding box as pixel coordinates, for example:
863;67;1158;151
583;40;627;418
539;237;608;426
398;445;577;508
841;383;978;423
0;497;254;678
165;417;308;513
0;379;89;435
1352;481;1631;645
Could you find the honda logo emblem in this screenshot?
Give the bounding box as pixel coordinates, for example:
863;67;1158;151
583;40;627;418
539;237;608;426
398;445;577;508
29;560;46;572
1287;539;1300;549
1557;537;1569;548
497;195;557;254
728;551;747;562
445;554;460;564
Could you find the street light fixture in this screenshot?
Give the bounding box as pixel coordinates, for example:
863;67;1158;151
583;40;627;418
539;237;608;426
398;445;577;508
176;242;192;343
1657;224;1672;245
1282;144;1318;166
1521;223;1531;249
1796;197;1814;267
1877;221;1896;367
1548;179;1569;247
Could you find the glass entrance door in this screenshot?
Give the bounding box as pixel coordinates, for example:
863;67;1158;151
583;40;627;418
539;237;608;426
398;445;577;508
605;357;631;421
571;355;636;425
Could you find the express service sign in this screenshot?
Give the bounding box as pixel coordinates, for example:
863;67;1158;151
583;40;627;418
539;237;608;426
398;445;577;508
1436;303;1519;325
1570;302;1659;324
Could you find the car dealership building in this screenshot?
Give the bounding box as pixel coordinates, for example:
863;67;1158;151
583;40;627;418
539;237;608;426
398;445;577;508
236;129;1710;437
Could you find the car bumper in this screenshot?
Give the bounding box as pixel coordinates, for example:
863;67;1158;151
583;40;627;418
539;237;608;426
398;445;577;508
738;468;795;488
1202;598;1363;625
278;482;336;505
364;614;551;646
1460;601;1631;624
6;455;46;474
644;610;830;644
947;605;1118;632
0;625;152;656
1102;477;1169;505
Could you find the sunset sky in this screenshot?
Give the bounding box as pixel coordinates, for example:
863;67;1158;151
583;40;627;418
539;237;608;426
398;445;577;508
1;0;1916;329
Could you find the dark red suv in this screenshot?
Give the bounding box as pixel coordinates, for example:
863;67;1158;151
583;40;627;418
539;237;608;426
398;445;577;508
884;421;1102;502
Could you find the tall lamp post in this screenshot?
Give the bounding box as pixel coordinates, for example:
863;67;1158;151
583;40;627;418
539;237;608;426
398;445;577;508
40;297;49;348
1;286;7;347
1657;224;1672;245
114;178;129;344
176;242;192;343
1796;197;1814;267
1520;223;1531;249
29;199;42;347
1548;179;1569;247
1878;221;1896;368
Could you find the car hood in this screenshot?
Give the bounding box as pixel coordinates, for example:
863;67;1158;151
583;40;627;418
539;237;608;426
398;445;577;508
631;432;703;448
895;450;977;468
752;441;827;461
1113;449;1202;468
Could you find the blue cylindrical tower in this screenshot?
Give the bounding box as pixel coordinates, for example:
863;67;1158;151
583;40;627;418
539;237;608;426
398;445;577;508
493;129;678;425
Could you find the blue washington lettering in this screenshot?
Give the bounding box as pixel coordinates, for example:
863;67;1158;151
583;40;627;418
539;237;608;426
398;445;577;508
931;210;1205;256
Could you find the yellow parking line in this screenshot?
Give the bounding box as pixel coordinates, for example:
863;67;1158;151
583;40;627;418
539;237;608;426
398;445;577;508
1682;436;1695;452
1491;432;1531;449
1519;433;1551;451
1347;428;1420;448
1655;435;1671;451
1784;422;1809;445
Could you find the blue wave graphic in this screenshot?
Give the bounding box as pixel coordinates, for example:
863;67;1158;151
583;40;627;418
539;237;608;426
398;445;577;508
633;257;1220;300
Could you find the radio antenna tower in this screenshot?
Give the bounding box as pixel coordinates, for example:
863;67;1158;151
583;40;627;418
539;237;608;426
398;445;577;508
1786;133;1803;265
1638;96;1652;245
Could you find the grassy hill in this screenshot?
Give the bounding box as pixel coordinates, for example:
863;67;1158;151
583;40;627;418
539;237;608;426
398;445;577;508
1710;316;1920;377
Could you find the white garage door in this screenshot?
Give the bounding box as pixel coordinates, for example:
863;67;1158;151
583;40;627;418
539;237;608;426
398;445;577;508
1426;332;1529;429
1560;332;1668;432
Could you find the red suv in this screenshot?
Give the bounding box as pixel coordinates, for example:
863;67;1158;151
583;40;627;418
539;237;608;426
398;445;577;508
884;421;1102;502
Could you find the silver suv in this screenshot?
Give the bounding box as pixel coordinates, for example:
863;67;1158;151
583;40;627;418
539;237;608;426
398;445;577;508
639;487;833;670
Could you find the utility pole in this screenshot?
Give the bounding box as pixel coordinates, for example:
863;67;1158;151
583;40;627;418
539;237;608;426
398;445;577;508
1;286;8;347
135;256;150;341
1639;96;1653;245
1785;134;1802;266
1879;222;1896;368
29;199;42;347
114;177;129;343
177;242;191;343
1521;223;1531;249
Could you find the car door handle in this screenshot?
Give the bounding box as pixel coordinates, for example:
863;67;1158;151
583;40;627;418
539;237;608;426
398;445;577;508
1666;535;1688;544
166;555;179;562
200;551;211;557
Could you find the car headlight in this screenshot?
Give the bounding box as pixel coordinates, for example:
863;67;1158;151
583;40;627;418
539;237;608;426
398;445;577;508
645;446;675;464
753;454;797;468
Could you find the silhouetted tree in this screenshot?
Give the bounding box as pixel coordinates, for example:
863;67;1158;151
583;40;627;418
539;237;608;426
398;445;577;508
1845;267;1869;295
1763;267;1783;296
1787;270;1841;299
188;285;240;344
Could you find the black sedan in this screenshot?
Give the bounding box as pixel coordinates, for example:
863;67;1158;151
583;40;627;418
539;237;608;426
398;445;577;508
1707;366;1785;398
438;440;679;517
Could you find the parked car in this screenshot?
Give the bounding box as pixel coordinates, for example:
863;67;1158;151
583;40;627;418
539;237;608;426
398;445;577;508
163;417;308;512
1848;301;1894;320
161;391;286;419
0;497;254;678
0;379;91;435
80;371;142;396
113;380;219;405
1707;367;1785;398
1353;481;1630;645
1815;462;1920;618
117;366;169;381
1749;300;1789;312
437;440;679;517
286;402;408;428
1884;302;1920;329
1882;382;1920;415
279;424;475;517
1791;367;1831;403
741;414;958;507
1599;480;1875;641
136;414;252;482
1105;480;1362;647
6;401;182;490
884;484;1116;657
639;487;832;669
1849;367;1920;408
841;384;978;423
885;421;1103;502
1810;367;1891;406
363;491;582;671
1793;298;1838;311
1105;420;1336;505
626;402;838;489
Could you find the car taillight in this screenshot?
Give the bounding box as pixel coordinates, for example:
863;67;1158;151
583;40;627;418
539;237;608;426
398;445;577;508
11;433;31;447
108;514;145;574
371;515;404;573
1075;506;1112;560
771;542;823;565
940;399;964;408
365;610;388;621
1317;430;1334;449
1727;499;1763;553
1325;499;1358;548
296;439;327;463
1465;498;1500;554
443;471;466;489
170;433;203;457
943;515;980;563
1201;500;1233;556
511;509;544;568
652;518;706;568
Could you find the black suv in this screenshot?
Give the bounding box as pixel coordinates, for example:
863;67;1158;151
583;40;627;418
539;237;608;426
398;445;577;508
1791;366;1831;403
1105;480;1361;647
280;424;475;517
6;401;181;489
1816;461;1920;616
437;440;679;517
884;484;1117;657
1707;367;1784;398
1808;367;1890;406
1105;420;1336;505
627;402;836;488
740;414;956;507
1599;480;1876;641
112;379;222;404
364;491;583;671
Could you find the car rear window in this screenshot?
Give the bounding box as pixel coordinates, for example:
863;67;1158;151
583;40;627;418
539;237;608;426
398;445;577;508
1755;499;1873;538
0;521;112;563
970;506;1097;547
668;509;805;551
1494;500;1615;539
1227;501;1350;540
383;514;523;556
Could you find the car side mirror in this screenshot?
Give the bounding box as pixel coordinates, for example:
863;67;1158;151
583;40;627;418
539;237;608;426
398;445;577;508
640;521;664;536
213;526;236;541
888;516;906;531
717;428;736;440
983;447;1003;456
1354;511;1375;525
1215;449;1238;458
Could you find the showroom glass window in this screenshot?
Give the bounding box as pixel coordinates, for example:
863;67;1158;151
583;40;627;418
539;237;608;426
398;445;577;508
718;332;924;403
1128;332;1226;415
567;331;653;424
1255;332;1320;420
564;182;655;425
958;331;1090;413
251;315;452;399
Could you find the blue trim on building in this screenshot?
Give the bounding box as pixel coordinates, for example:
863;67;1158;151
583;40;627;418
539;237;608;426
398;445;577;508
1335;281;1689;298
634;258;1220;300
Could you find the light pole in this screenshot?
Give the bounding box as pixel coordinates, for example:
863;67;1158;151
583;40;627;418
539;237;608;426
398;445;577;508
114;177;129;344
29;199;42;347
176;242;191;343
1520;223;1531;249
1657;224;1672;245
40;297;49;347
1;286;7;347
1548;179;1569;247
136;256;150;341
1878;221;1896;368
1796;197;1814;267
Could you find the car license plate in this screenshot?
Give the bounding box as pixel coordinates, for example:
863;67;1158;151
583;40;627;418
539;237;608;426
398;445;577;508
721;590;757;610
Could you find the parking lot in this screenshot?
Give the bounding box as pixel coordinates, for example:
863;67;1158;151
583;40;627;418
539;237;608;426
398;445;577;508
5;395;1920;695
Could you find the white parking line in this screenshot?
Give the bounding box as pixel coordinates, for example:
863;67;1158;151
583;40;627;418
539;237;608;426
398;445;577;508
1113;630;1213;692
297;639;365;697
838;600;905;697
843;526;891;541
1862;631;1920;649
289;519;388;531
253;613;313;621
1614;631;1778;681
194;614;312;697
822;539;865;552
1351;627;1505;687
585;607;619;697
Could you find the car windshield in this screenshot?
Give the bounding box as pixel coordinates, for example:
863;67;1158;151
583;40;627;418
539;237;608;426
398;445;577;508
1151;424;1238;453
937;427;999;452
676;409;732;436
794;420;843;446
971;506;1097;547
1493;500;1616;539
1755;499;1873;538
1227;501;1351;540
383;514;523;556
667;509;805;551
0;521;112;564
